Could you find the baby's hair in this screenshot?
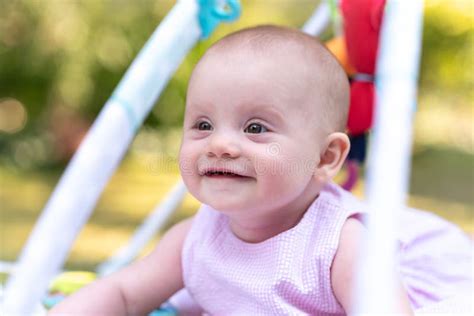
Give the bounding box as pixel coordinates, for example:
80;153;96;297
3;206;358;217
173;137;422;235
196;25;350;133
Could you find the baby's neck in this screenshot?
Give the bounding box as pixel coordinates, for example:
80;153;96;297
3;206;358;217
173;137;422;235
229;186;321;243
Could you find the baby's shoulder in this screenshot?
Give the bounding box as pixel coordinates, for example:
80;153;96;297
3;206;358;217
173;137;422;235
311;183;368;230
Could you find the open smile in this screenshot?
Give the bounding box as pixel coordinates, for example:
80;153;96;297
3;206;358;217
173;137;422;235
201;168;253;179
206;171;245;178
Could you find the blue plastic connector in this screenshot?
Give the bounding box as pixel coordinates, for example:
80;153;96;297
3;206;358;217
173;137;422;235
198;0;241;39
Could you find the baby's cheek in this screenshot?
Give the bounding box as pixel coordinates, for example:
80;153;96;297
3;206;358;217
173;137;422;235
179;160;201;203
178;146;199;188
179;141;196;167
178;154;193;177
259;154;314;196
256;158;294;186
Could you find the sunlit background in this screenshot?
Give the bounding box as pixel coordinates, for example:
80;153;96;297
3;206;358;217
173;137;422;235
0;0;472;276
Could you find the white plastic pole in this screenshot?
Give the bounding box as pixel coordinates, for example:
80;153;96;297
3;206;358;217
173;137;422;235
3;0;201;313
352;0;424;314
97;181;188;276
0;261;16;275
301;1;331;36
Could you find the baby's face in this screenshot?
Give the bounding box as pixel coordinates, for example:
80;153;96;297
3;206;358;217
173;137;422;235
179;50;326;216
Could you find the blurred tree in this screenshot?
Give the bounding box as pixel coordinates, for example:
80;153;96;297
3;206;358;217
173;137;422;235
420;1;473;101
0;0;175;165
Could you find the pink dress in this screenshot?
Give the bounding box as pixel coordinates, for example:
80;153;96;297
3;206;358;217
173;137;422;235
171;182;472;315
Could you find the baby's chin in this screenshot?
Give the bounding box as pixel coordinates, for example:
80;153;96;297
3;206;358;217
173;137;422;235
189;183;256;212
203;200;246;213
197;194;254;214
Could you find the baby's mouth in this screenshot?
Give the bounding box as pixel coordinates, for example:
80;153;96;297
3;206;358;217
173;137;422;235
202;168;252;179
205;170;244;178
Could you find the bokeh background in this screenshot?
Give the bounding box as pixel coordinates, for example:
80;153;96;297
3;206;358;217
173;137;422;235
0;0;472;278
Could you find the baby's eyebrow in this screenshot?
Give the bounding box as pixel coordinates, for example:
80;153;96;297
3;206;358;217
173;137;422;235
185;102;213;116
246;104;285;124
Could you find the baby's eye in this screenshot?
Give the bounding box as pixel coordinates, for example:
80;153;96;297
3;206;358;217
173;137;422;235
196;121;213;131
244;123;268;134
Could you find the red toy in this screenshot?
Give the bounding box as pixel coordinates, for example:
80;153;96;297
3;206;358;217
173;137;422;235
333;0;387;190
342;0;386;136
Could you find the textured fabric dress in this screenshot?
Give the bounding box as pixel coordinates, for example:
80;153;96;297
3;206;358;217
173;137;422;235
171;182;472;315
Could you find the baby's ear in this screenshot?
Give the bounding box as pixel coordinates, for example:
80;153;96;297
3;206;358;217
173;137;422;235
315;132;350;181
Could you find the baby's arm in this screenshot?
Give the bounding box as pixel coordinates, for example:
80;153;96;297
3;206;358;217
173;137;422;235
331;217;413;315
49;218;193;315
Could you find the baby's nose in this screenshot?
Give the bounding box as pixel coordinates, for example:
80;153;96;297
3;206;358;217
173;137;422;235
207;132;241;158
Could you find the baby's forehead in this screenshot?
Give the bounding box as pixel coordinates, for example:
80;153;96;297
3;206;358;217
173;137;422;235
202;33;333;93
196;44;322;99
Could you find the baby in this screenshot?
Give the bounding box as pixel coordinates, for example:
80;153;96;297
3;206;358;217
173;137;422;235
51;25;472;315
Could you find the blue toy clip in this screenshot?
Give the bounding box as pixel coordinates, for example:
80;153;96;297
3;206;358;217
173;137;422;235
149;303;178;316
198;0;241;39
